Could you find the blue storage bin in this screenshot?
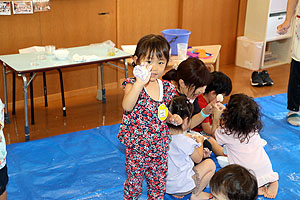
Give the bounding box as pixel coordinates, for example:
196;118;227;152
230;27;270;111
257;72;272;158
161;29;191;55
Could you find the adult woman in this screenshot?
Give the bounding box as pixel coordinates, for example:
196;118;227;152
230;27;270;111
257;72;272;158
163;57;224;156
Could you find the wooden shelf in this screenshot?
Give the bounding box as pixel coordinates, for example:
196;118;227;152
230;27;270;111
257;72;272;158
244;0;292;69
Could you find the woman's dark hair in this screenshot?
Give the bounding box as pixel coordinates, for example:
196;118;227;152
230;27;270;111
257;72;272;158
204;71;232;96
210;164;258;200
134;34;170;64
167;96;194;130
221;93;263;143
162;57;211;93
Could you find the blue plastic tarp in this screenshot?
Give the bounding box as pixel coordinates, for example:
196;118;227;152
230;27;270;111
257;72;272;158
6;93;300;199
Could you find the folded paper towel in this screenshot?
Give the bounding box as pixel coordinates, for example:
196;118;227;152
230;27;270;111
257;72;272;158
72;54;101;62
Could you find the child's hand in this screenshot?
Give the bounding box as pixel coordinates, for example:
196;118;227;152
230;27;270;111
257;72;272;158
203;100;216;115
215;102;225;111
203;148;212;158
169;114;183;126
186;133;204;144
193;134;204;144
213;102;225;118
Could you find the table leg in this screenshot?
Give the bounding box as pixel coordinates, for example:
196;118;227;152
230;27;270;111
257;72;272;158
216;53;220;71
124;58;128;78
96;63;106;102
96;63;102;101
30;72;35;125
100;63;106;103
57;69;66;116
21;74;30;141
12;72;16;115
43;72;48;107
2;64;10;124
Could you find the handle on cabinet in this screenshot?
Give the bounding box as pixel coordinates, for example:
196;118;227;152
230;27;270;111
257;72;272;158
98;12;109;15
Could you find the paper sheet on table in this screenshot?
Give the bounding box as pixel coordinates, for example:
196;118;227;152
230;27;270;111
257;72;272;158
72;54;101;62
121;45;136;55
19;46;45;54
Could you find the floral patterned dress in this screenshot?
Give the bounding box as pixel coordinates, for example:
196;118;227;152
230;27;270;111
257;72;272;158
118;78;176;199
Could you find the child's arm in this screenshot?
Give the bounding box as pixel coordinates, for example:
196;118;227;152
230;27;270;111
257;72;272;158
122;65;151;111
211;103;225;137
190;100;216;129
190;135;204;163
122;82;144;112
201;122;213;136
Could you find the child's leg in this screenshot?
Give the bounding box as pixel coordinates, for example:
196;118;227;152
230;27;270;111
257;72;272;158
144;153;168;200
124;149;145;199
191;159;216;200
264;181;279;199
0;191;7;200
0;165;8;200
206;137;225;156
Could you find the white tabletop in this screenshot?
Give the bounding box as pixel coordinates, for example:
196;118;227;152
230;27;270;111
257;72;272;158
0;44;131;73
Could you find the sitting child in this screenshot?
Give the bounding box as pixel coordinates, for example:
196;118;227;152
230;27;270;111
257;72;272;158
215;93;279;199
192;71;232;137
166;96;216;200
209;164;258;200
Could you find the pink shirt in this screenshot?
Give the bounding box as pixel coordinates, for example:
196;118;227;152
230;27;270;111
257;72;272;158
215;127;278;187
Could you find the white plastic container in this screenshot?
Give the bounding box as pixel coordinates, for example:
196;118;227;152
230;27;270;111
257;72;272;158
235;36;263;71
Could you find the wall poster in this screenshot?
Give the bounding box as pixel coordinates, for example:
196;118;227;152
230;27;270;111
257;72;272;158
12;1;33;14
33;0;50;12
0;1;11;15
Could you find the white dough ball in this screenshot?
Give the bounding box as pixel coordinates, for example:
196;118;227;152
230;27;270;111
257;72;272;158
217;94;223;102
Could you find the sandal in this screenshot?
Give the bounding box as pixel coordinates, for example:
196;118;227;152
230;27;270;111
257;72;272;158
287;113;300;126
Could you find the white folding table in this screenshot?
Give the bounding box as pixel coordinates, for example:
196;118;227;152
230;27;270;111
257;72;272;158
0;44;131;141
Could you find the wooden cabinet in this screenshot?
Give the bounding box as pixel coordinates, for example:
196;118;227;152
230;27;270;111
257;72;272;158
180;0;241;66
244;0;292;68
117;0;180;46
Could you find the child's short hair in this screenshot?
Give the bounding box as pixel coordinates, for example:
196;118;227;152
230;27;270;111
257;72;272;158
162;57;212;92
167;96;194;130
134;34;170;64
222;93;263;143
204;71;232;96
210;164;258;200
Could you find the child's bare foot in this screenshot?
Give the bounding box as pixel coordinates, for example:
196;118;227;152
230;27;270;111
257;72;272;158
258;186;266;196
171;194;185;199
264;181;278;199
191;192;212;200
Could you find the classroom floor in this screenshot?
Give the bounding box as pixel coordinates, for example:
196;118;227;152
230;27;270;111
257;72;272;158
4;63;290;144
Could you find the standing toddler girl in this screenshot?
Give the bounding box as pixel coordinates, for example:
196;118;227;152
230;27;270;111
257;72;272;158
215;93;279;199
118;34;181;199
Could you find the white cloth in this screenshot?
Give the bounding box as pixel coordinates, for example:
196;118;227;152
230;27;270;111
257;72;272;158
0;99;7;169
215;128;279;187
133;64;152;82
166;134;201;194
72;54;100;62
